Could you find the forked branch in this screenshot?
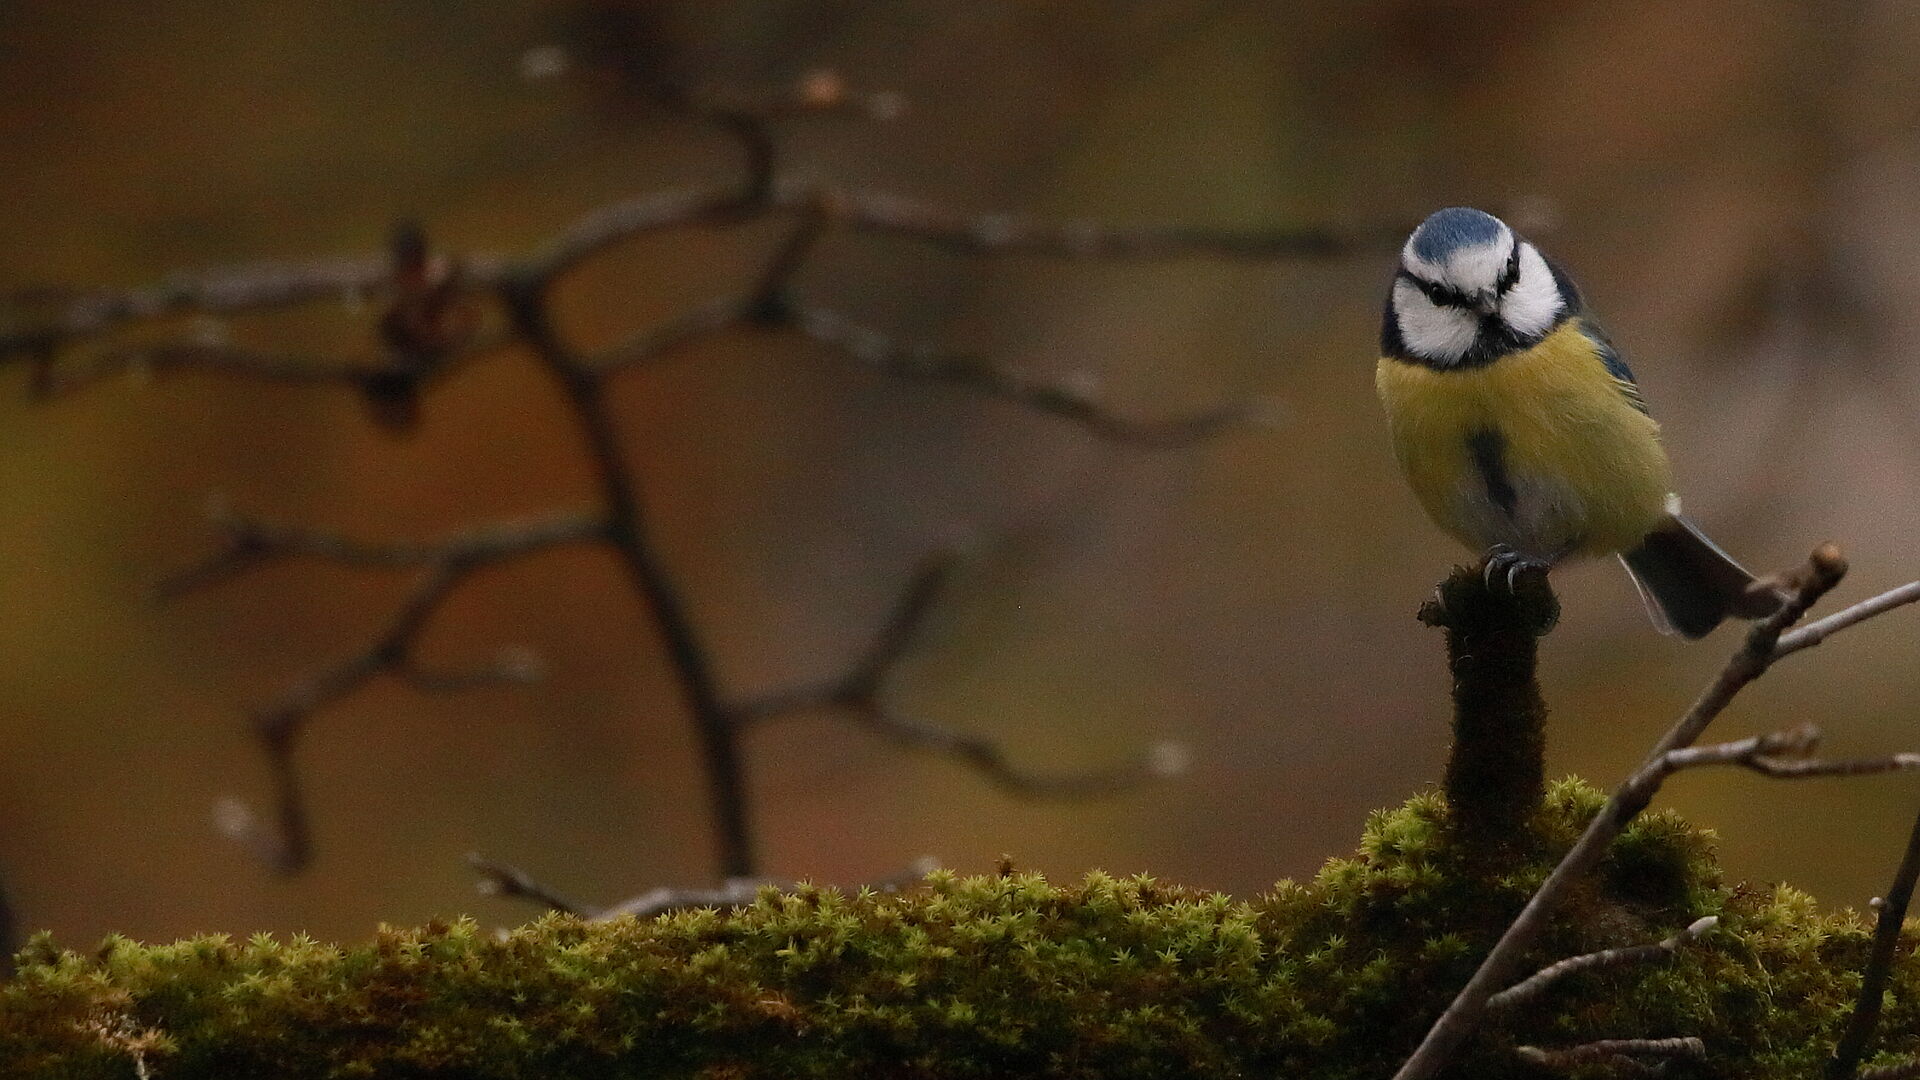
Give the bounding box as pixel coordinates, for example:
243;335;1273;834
174;508;604;870
731;558;1188;797
1487;916;1718;1013
1395;545;1920;1080
2;68;1349;888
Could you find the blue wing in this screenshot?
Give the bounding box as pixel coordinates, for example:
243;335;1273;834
1578;317;1648;415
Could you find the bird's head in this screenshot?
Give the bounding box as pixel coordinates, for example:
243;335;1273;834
1389;207;1566;366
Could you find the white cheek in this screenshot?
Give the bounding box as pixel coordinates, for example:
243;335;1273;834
1393;279;1478;365
1499;244;1563;336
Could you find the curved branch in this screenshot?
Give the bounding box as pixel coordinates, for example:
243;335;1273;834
589;296;757;374
1488;916;1718;1013
0;260;388;359
849;704;1190;798
155;507;605;601
1778;580;1920;658
514;184;747;283
813;183;1398;259
466;854;594;918
733;557;1188;797
200;513;601;872
792;303;1273;447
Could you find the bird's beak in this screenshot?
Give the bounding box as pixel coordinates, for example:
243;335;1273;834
1472;291;1500;317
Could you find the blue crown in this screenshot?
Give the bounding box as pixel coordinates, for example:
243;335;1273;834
1410;207;1505;263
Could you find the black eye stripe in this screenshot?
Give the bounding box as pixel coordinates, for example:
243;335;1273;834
1496;244;1522;295
1401;271;1474;310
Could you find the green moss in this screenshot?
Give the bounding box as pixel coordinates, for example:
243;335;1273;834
4;782;1914;1079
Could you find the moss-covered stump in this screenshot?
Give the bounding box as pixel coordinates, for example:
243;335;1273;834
4;783;1915;1080
1419;561;1560;858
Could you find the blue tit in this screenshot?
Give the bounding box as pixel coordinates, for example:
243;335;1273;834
1376;207;1763;637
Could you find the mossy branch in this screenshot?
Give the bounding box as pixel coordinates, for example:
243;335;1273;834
7;788;1920;1079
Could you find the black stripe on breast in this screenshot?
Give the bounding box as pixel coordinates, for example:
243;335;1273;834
1467;429;1517;517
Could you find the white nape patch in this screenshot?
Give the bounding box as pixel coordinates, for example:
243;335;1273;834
1497;242;1563;337
1391;278;1478;365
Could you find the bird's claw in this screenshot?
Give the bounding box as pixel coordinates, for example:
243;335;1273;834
1482;545;1548;593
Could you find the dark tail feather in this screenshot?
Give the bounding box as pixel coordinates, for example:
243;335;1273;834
1620;515;1760;639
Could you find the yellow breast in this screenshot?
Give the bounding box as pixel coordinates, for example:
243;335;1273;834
1375;320;1674;558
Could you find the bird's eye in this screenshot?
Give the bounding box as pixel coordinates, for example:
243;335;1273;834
1495;245;1521;295
1404;272;1473;310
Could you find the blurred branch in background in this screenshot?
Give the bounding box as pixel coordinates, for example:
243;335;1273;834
167;507;607;872
0;67;1391;897
731;556;1188;796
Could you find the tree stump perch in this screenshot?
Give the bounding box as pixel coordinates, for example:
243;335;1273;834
1418;561;1560;853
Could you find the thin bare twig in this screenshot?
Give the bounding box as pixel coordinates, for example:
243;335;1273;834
792;303;1271;447
1514;1037;1706;1069
589;296;758;374
468;852;937;921
0;259;389;357
512;184;745;283
730;557;955;725
731;558;1189;796
193;512;602;871
36;343;392;398
1778;581;1920;658
465;854;595;918
1394;545;1865;1080
1655;723;1920;781
813;183;1398;259
1828;806;1920;1079
155;505;606;601
598;857;938;920
857;707;1189;798
1488;916;1719;1013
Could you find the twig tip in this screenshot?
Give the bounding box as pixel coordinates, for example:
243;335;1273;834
1146;741;1193;778
1813;542;1849;582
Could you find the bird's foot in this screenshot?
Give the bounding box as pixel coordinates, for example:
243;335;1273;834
1482;544;1552;593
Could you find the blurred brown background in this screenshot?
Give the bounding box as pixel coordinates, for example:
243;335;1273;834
2;0;1918;946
